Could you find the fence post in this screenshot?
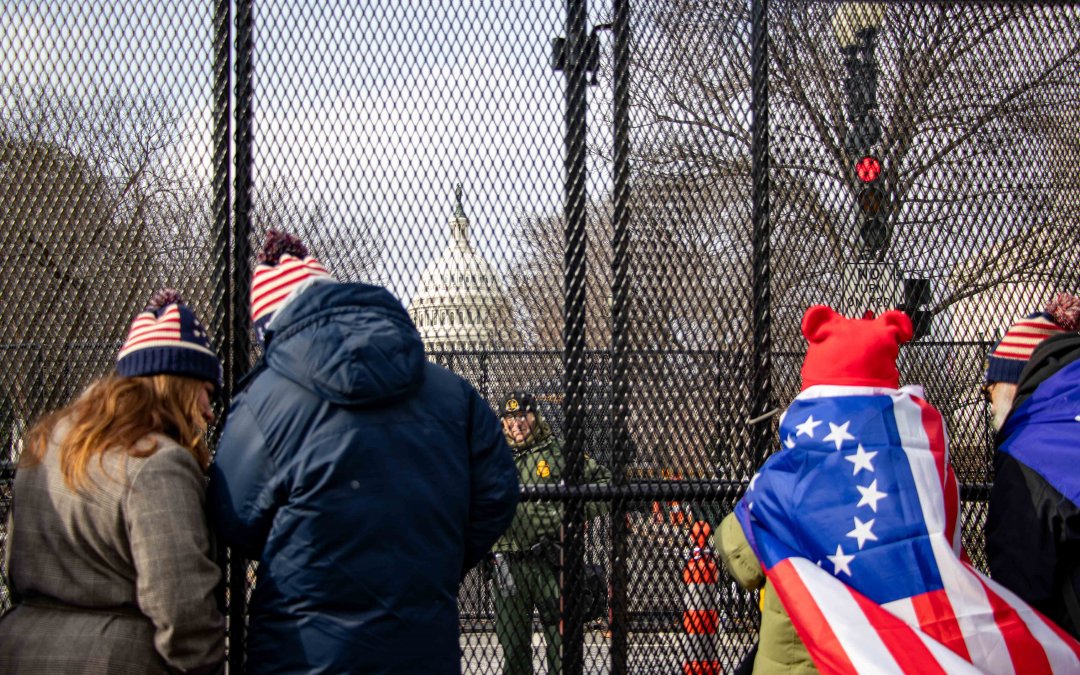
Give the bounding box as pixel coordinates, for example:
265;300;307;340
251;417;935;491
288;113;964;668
224;0;255;672
609;0;632;669
749;0;772;468
209;0;236;668
562;0;591;671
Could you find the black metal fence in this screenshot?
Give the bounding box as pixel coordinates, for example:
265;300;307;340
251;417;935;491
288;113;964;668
1;0;1079;672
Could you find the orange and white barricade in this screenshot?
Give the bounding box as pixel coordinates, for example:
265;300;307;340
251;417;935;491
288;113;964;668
681;521;720;675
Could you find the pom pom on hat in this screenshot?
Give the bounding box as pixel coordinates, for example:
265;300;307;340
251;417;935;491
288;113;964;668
257;229;310;265
145;288;184;312
1046;293;1080;332
117;289;222;389
985;293;1080;384
250;229;335;343
800;305;913;390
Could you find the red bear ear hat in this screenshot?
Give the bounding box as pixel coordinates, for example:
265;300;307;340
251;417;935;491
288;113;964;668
800;305;914;390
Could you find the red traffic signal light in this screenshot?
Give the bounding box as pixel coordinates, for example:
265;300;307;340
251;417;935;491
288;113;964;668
855;155;882;183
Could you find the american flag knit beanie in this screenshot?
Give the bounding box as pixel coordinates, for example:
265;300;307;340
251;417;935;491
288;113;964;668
116;289;222;389
985;293;1080;384
250;230;334;343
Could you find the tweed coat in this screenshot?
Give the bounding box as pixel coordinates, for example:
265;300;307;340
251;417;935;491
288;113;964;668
0;419;225;674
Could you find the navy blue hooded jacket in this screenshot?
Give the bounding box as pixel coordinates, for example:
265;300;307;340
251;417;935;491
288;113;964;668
208;282;519;674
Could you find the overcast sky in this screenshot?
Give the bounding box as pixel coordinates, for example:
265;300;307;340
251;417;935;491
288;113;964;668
2;0;617;301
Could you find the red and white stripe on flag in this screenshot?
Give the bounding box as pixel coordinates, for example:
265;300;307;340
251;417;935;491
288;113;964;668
771;554;1080;674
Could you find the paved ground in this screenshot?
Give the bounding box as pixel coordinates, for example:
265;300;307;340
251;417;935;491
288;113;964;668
460;629;756;674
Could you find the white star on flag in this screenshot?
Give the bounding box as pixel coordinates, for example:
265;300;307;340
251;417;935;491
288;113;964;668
823;420;855;450
795;415;823;438
844;444;877;475
784;434;796;449
856;479;888;512
827;544;855;576
846;517;878;550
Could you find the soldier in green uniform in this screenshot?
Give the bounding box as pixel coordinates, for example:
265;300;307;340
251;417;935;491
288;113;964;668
490;390;611;675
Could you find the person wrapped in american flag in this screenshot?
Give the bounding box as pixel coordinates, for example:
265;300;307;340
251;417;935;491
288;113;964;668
716;305;1080;674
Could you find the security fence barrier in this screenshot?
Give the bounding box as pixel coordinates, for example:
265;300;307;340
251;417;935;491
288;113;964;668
1;1;1078;672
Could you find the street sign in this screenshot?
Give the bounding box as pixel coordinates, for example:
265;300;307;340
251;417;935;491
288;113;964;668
841;261;903;317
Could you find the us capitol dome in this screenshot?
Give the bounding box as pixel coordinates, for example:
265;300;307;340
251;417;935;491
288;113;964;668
408;186;517;351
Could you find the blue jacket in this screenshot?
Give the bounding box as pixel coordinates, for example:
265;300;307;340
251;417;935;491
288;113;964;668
988;332;1080;639
208;282;519;674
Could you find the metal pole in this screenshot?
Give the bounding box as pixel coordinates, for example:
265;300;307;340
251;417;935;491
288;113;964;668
211;1;231;416
233;0;254;419
228;0;255;671
609;0;631;670
749;0;773;468
563;0;589;670
210;0;232;648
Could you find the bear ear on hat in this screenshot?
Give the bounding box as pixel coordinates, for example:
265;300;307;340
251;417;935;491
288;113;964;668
802;305;839;344
879;309;914;345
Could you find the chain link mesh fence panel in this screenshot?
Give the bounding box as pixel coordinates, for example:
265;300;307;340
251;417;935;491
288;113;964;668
0;0;221;612
0;1;1078;672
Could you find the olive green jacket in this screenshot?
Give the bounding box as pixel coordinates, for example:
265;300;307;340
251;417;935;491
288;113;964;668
492;434;611;553
716;513;817;675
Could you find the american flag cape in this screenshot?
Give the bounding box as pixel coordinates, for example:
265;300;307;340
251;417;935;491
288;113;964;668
734;384;1080;674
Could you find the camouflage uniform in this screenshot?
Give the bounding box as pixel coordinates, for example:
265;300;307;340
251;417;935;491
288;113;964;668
491;392;611;675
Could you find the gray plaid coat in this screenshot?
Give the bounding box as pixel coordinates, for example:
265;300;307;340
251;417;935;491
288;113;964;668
0;421;225;674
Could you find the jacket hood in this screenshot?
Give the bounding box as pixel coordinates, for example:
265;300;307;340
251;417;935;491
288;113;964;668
263;282;425;406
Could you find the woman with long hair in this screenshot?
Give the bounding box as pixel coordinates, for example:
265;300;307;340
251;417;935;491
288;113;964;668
0;290;225;674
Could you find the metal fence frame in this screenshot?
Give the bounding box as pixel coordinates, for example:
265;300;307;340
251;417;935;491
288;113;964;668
2;0;1074;673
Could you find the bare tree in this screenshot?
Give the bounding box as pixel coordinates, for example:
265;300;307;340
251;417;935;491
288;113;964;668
0;89;172;422
505;3;1079;477
0;82;386;430
596;2;1079;349
505;201;613;351
250;178;383;285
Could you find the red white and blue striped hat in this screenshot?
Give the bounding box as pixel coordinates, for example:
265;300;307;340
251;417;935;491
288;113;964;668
986;293;1080;384
250;230;334;342
116;289;222;388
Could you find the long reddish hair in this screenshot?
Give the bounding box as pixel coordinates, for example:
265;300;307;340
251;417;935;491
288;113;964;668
22;373;211;491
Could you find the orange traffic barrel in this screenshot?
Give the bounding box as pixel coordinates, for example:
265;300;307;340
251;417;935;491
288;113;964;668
681;521;720;675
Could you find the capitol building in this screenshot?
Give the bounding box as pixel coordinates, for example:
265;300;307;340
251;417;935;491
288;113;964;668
408;187;517;351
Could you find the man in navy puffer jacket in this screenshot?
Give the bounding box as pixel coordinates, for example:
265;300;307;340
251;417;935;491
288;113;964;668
208;231;519;674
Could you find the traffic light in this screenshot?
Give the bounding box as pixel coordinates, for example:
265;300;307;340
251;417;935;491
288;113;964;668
898;277;932;340
841;29;881;153
839;21;890;258
855;154;890;257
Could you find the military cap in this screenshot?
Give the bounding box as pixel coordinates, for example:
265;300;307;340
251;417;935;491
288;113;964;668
499;390;537;417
